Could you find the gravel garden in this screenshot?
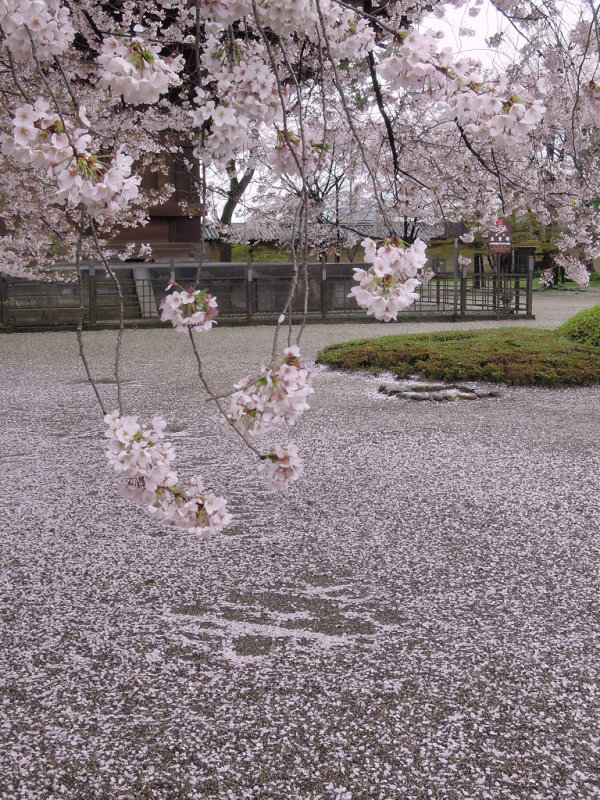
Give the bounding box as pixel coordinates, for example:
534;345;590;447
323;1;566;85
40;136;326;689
1;290;600;799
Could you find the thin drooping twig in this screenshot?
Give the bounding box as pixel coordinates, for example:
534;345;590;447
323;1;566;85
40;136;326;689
251;0;308;360
53;56;80;117
89;219;125;415
74;209;107;415
271;201;303;362
187;328;262;459
274;39;312;348
313;0;396;235
193;162;207;289
3;41;31;103
295;220;311;347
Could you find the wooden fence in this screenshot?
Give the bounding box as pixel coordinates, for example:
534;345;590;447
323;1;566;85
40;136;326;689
0;259;534;328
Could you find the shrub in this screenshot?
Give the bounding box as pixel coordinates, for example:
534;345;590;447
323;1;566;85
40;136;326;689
556;304;600;348
316;328;600;387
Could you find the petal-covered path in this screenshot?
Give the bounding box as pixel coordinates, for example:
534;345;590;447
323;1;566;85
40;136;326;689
1;291;600;799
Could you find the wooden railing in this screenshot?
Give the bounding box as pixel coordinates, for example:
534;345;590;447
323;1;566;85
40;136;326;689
0;259;534;328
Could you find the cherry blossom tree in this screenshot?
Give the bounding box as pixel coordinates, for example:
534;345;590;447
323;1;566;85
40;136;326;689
1;0;598;536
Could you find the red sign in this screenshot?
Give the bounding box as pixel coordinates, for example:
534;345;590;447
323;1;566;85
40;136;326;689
490;218;511;253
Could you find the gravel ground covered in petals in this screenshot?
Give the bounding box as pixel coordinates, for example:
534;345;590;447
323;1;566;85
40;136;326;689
1;290;600;800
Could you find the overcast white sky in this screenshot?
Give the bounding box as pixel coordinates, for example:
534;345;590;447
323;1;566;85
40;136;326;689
423;2;525;70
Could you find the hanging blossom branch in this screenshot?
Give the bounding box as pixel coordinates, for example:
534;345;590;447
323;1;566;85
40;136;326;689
250;0;307;357
74;209;107;416
313;0;397;236
88;218;125;415
275;38;313;348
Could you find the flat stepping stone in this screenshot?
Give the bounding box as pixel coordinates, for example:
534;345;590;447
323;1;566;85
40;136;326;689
379;383;502;401
400;391;431;400
407;383;451;393
379;385;406;395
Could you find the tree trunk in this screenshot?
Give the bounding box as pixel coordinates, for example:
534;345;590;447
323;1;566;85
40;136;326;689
219;161;254;262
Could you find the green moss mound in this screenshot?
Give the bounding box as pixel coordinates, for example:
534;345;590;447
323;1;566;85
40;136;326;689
556;304;600;348
316;328;600;387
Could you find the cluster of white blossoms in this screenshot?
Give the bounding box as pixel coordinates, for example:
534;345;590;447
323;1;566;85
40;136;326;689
198;0;252;26
197;0;372;61
191;91;248;164
3;100;139;220
191;3;373;166
555;254;590;287
159;284;219;333
449;91;545;145
214;49;279;127
55;148;140;219
539;268;555;288
349;237;428;322
268;130;325;177
255;0;314;38
105;411;176;491
192;36;280;163
259;442;303;490
105;411;231;537
4;99;68;169
378;30;545;146
0;0;74;61
317;0;374;62
97;36;183;105
228;346;313;434
378;30;450;96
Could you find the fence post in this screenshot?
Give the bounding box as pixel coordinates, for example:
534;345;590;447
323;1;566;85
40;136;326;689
495;253;501;319
0;277;7;326
88;265;97;324
526;255;534;316
320;254;327;320
452;237;459;320
460;263;467;317
246;260;253;323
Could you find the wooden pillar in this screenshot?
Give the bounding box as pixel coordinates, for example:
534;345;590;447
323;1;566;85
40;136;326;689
453;237;459;321
460;262;467;317
88;265;97;324
246;260;253;323
526;255;534;317
0;277;7;326
320;254;327;321
494;253;500;319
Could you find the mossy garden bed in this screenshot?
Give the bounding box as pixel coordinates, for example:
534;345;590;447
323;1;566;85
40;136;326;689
556;303;600;348
316;321;600;387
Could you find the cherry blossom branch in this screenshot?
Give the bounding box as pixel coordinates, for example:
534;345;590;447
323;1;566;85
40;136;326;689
271;201;303;362
250;1;307;359
53;56;79;117
273;39;311;346
186;328;262;459
74;209;107;415
24;27;77;152
2;39;31;103
89;218;125;415
331;0;407;40
314;0;395;235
